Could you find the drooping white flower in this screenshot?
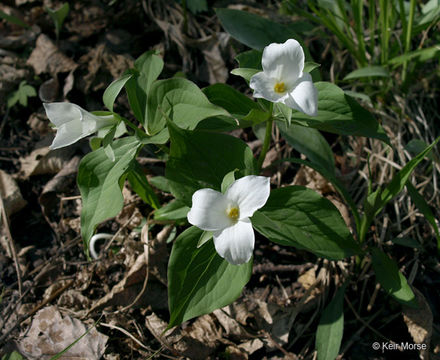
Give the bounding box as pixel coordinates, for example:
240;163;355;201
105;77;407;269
250;39;318;116
187;175;270;265
43;102;117;149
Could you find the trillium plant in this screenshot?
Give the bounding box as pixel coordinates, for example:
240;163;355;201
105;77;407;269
43;21;439;358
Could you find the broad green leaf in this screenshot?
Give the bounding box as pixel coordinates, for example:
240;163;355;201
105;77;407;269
291;82;390;144
203;83;269;128
282;157;360;229
186;0;208;13
221;169;237;193
304;61;321;73
230;68;260;82
374;136;440;217
216;8;299;50
343;66;390;80
371;248;417;307
168;226;252;328
406;181;440;251
405;139;435;161
316;284;347;360
278;122;335;175
127;162;160;209
103;74;132;111
149;176;171;193
7;81;36;108
252;186;361;260
78;137;141;256
235;50;262;69
197;230;213;248
124;50;163;123
165;122;255;205
388;45;440;65
154;200;190;221
146;78;229;135
1;351;24;360
274;103;292;125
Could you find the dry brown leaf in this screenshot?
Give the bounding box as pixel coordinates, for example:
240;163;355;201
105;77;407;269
17;305;108;360
403;287;432;359
0;169;27;216
145;312;218;359
27;34;78;75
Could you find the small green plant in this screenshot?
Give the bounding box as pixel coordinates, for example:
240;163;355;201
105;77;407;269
45;3;69;42
1;351;24;360
7;81;37;108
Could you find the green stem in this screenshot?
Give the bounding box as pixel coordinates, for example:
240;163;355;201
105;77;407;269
402;0;416;83
256;103;274;173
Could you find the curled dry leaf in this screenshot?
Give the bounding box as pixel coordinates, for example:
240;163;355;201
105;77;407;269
0;169;27;216
145;312;219;360
403;287;432;359
26;34;78;76
17;305;108;360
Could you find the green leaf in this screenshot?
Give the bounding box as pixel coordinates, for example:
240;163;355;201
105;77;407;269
165;122;255;205
154;200;190;221
374;136;440;217
278;122;335;175
78;137;141;256
0;10;29;28
103;74;132;111
127;162;160;209
1;351;24;360
146;78;230;135
405;139;435;161
221;169;238;193
168;226;252;328
235;50;262;69
291;82;389;144
406;182;440;251
343;66;390;80
46;3;69;39
216;8;299;50
252;186;361;260
282;157;360;229
186;0;208;13
7;81;36;108
124;50;164;123
304;61;321;73
371;248;417;307
391;236;421;249
230;68;260;82
388;45;440;65
197;230;213;248
149;176;171;193
316;284;347;360
203;83;269;127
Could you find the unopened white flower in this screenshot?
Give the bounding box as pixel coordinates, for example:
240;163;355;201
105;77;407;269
187;175;270;265
250;39;318;116
44;102;117;149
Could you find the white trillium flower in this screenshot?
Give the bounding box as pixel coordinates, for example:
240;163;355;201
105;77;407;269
187;175;270;265
43;102;117;149
250;39;318;116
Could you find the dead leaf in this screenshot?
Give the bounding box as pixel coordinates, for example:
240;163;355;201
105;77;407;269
17;305;108;360
27;34;77;76
38;77;59;102
403;287;432;359
0;169;27;216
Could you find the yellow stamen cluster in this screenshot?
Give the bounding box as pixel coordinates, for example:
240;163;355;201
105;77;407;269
274;82;286;93
227;207;240;222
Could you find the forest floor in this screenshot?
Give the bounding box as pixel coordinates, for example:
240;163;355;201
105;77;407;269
1;0;440;359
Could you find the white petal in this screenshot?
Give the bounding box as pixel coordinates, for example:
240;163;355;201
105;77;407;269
43;102;83;127
249;72;284;103
187;188;231;231
50;120;84;149
225;176;270;219
283;73;318;116
213;218;254;265
262;39;304;84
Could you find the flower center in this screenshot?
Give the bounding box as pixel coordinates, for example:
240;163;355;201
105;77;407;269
274;82;286;94
226;206;240;222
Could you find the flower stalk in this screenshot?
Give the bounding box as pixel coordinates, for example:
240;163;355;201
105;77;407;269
257;103;274;173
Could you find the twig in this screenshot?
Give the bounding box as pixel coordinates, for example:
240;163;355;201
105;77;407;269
0;195;22;295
